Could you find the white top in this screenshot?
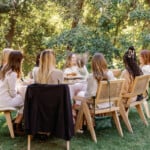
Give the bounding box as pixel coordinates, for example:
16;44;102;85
78;65;89;79
63;66;80;76
141;65;150;75
0;71;21;107
31;66;39;79
85;70;116;98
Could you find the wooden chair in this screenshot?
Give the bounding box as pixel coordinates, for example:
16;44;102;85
24;84;74;150
121;75;150;127
0;107;17;138
143;75;150;118
74;79;126;142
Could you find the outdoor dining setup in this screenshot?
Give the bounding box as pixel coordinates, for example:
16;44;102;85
0;47;150;150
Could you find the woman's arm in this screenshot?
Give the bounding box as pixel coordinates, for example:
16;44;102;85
7;72;17;98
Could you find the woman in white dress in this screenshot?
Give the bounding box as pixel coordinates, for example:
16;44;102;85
64;52;88;99
0;50;24;136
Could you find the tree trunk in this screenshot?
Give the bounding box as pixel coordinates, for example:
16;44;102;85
71;0;84;28
5;15;16;47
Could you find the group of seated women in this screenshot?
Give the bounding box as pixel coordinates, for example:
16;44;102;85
0;46;149;136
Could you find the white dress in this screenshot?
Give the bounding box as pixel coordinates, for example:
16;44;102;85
63;66;80;76
141;65;150;75
0;71;24;114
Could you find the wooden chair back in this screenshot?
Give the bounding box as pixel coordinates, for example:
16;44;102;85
95;79;125;106
129;75;150;98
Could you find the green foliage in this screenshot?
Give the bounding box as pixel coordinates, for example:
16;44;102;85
44;25;121;69
0;0;150;74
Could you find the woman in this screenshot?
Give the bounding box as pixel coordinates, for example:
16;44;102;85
76;53;116;108
84;53;115;98
35;49;64;84
0;50;24;136
63;52;80;77
76;54;89;79
139;49;150;75
29;52;41;79
33;49;64;140
139;49;150;118
120;48;143;105
0;48;13;70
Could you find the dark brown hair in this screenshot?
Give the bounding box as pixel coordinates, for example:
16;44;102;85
123;51;143;78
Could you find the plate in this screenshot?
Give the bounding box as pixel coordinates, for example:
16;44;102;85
64;76;84;80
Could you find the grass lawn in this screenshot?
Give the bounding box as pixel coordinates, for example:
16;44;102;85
0;103;150;150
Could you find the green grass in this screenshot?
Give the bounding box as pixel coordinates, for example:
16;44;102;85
1;105;150;150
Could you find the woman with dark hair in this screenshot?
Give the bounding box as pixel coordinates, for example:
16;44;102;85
0;50;24;136
120;47;143;104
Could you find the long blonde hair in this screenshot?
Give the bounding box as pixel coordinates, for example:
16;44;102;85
36;49;56;84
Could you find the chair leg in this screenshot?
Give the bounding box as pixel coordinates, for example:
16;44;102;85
112;111;123;137
28;135;31;150
75;106;84;132
136;104;148;126
143;100;150;118
82;101;97;143
4;111;15;138
66;141;70;150
119;103;133;133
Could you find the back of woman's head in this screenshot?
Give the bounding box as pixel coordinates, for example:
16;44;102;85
123;51;142;78
37;49;56;83
127;46;136;61
140;50;150;65
0;50;23;79
39;49;55;70
92;53;108;82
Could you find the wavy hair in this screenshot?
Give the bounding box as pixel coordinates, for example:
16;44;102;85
123;51;143;78
92;53;108;82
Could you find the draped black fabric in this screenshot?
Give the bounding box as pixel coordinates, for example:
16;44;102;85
24;84;74;140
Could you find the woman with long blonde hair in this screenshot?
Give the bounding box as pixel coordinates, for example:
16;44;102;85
35;49;63;84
